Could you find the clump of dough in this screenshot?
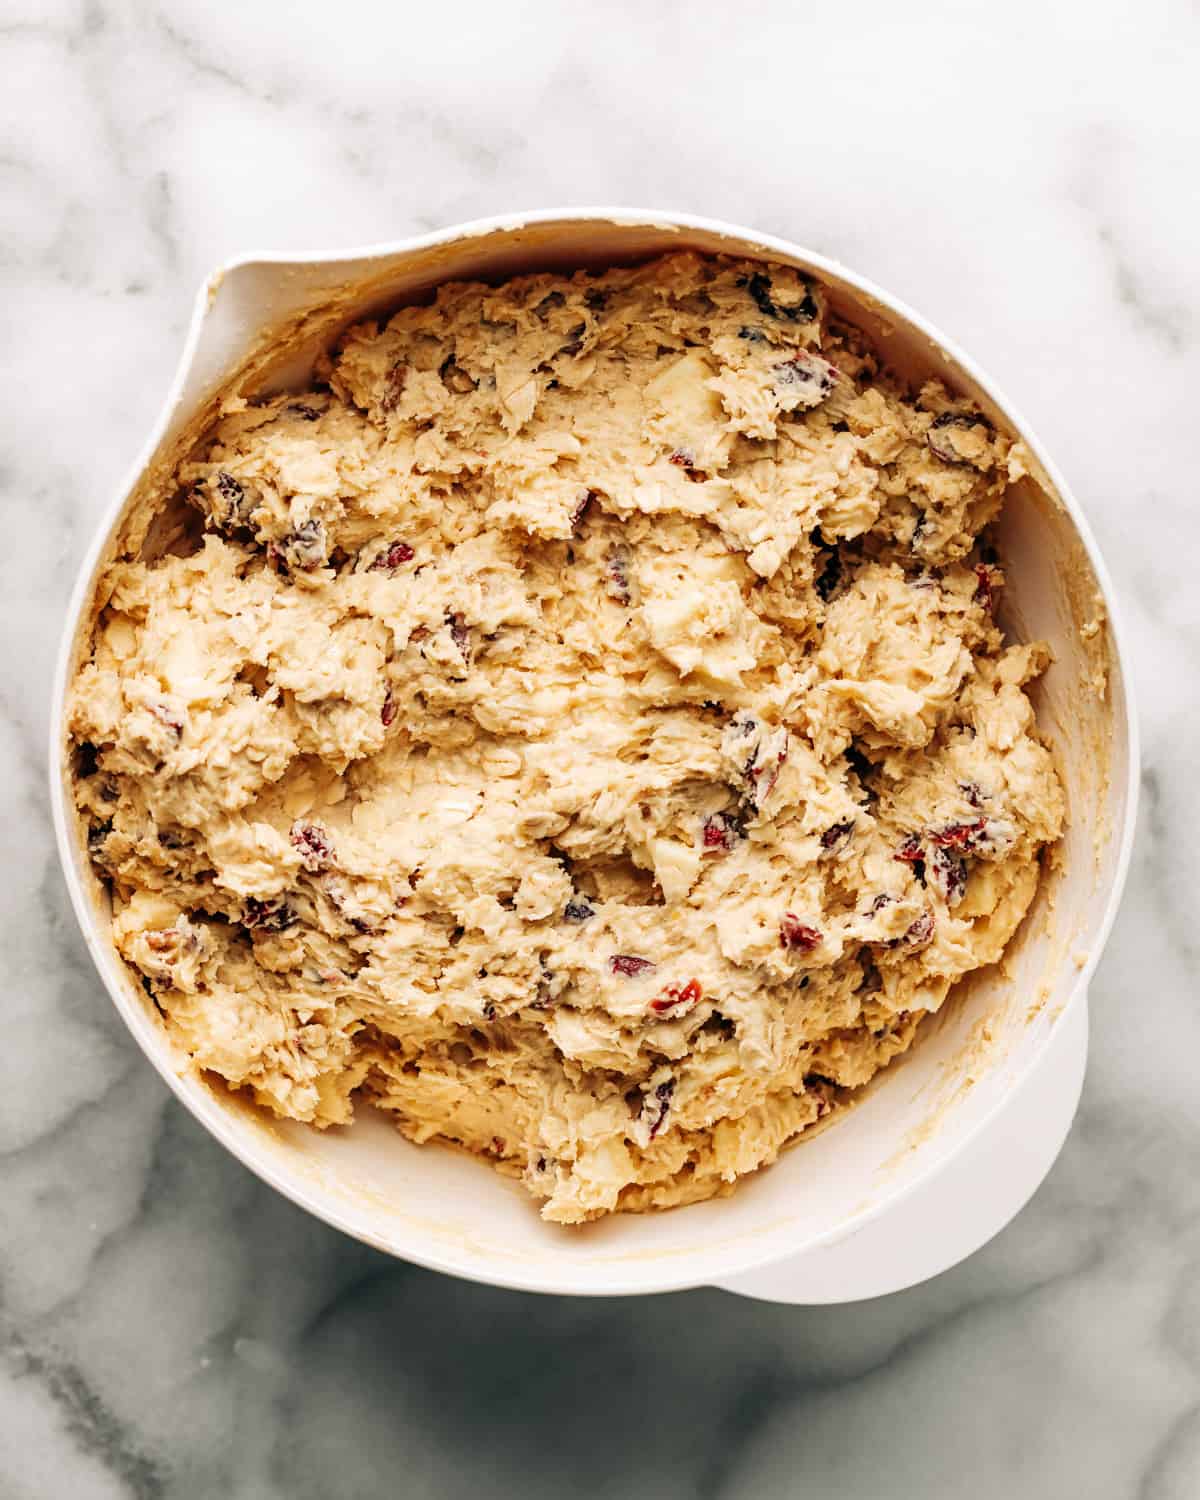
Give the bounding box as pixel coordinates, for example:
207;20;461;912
68;254;1064;1223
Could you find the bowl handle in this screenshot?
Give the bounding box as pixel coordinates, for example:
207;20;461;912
712;994;1090;1305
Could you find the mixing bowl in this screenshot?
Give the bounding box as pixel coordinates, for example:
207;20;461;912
50;210;1137;1298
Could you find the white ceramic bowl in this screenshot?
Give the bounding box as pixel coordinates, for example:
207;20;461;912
50;210;1138;1298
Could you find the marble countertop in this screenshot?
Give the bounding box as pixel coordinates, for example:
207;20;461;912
3;1;1196;1494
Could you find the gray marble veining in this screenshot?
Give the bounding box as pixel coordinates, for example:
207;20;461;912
2;1;1198;1494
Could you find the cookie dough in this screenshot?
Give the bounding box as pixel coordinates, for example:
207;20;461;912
68;253;1065;1223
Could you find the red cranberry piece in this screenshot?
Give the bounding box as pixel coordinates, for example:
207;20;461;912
668;449;708;482
893;910;935;950
974;563;997;612
381;690;398;727
820;820;855;853
727;712;788;810
369;540;415;573
780;915;822;952
895;835;924;864
929;817;988;852
609;954;656;978
291;821;334;873
701;812;742;852
894;835;926;886
650;979;702;1016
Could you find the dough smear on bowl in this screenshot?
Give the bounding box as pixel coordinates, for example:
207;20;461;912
68;253;1065;1223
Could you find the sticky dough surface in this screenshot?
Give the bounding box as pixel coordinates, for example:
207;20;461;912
69;253;1065;1223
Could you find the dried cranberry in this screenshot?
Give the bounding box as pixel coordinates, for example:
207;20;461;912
206;472;254;535
772;352;838;408
381;690;398;727
974;563;997;612
894;835;926;885
369;540;415;573
780;915;822;952
604;544;633;605
570;491;593;533
447;612;470;660
730;713;788;810
643;1078;676;1141
609;954;656;978
216;471;243;504
650;979;702;1016
668;449;708;482
701;811;742;852
929;845;967;906
291;821;334;873
276;519;326;572
243;897;297;932
929;818;988;852
820;820;855;852
563;899;595;923
897;910;936;950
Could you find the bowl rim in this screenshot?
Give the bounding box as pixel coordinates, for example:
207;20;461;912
48;206;1141;1296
